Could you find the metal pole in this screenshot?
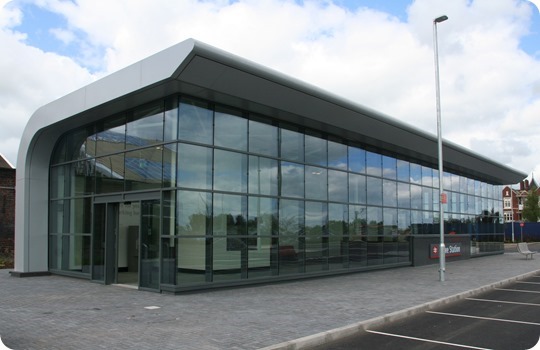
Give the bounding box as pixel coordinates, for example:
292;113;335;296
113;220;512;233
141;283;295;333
511;189;515;242
433;15;448;282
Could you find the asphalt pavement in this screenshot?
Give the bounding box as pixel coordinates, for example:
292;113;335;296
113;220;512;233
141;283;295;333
1;244;540;350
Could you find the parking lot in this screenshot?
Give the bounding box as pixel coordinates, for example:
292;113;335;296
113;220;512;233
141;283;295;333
309;275;540;350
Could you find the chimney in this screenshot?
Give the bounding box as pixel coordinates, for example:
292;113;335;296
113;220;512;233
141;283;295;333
525;179;530;190
520;181;525;190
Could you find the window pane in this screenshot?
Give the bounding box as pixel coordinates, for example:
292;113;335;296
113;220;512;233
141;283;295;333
214;150;247;193
328;170;348;202
328;203;348;270
397;160;410;182
349;173;366;204
72;160;95;196
410;163;422;185
421;166;433;187
367;207;383;265
328;140;348;170
249;118;277;156
214;106;247;151
305;201;328;273
248;197;278;237
95;153;125;193
349;205;367;267
410;184;422;210
176;190;211;236
280;128;304;162
61;235;91;273
164;96;178;142
50;165;69;199
177;144;212;190
366;151;382;177
305;166;327;201
248;156;278;196
382;156;397;179
383;180;397;207
367;177;382;206
305;134;327;166
422;186;433;211
124;147;163;191
162;143;177;188
279;199;304;275
175;237;209;286
348;146;366;173
52;126;95;164
280;161;304;198
398;182;410;208
126;102;164;149
96;115;126;156
178;97;213;145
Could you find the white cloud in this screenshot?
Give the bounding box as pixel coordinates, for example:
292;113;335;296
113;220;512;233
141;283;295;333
0;0;539;184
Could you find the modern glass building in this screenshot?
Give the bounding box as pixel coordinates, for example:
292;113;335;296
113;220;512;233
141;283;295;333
13;39;526;292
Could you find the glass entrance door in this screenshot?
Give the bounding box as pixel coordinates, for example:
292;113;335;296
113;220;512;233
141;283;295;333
140;199;160;290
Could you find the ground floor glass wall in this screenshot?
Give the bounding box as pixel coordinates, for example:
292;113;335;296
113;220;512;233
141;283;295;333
48;94;504;291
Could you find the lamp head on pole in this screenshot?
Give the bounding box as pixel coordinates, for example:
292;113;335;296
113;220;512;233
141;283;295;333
434;15;449;23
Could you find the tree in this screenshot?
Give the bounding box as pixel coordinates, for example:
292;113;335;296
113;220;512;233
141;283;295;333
522;189;540;222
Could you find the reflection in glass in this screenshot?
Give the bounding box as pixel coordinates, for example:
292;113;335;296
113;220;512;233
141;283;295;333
249;118;278;156
248;156;278;196
305;134;327;166
382;156;397;179
328;170;348;202
328;140;348;170
397;182;410;208
248;197;278;278
349;205;367;267
124;147;163;191
305;201;328;272
214;149;247;193
366;151;382;177
280;128;304;162
410;163;421;184
214;106;247;151
367;207;383;265
178;97;213;145
397;160;409;182
348;146;366;173
95;153;125;193
164;96;178;142
328;203;347;270
126;102;164;149
95;116;126;156
279;199;304;275
367;177;383;206
410;184;422;210
349;173;366;204
177;144;212;190
280;161;304;198
383;208;398;264
305;166;327;201
175;190;211;236
383;179;397;207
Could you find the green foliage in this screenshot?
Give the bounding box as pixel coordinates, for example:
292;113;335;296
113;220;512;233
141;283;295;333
522;189;540;222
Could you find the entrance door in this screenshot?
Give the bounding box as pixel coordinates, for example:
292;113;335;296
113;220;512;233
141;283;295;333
91;198;161;291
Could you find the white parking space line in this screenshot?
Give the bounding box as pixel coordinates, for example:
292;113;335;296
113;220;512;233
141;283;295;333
426;311;540;326
365;330;492;350
495;288;540;294
466;297;540;307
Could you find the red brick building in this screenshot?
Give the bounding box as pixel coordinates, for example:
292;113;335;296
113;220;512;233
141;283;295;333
502;177;540;222
0;153;15;262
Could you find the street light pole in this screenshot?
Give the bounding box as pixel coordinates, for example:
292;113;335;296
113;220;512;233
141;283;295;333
433;15;448;282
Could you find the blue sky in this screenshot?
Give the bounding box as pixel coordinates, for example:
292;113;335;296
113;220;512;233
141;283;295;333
1;0;540;180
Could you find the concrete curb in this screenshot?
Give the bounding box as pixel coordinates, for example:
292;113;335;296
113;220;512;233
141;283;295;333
259;269;540;350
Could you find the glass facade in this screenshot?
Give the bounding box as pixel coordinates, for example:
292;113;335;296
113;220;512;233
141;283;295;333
49;94;504;291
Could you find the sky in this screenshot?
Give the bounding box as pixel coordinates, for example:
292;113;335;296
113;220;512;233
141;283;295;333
0;0;539;185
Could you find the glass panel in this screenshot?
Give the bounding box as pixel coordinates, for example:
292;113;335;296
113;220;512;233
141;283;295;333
95;115;126;156
177;143;212;190
410;184;422;210
422;187;433;211
140;200;160;290
178;97;213;145
61;235;91;273
348;146;366;173
213;194;247;282
162;143;177;188
305;134;327;166
248;156;278;196
383;180;397;207
367;207;383;265
72;160;95;196
398;209;411;262
328;170;348;203
398;182;410;208
328;140;347;170
214;150;247;193
280;161;304;198
328;203;347;270
382;156;397;179
278;199;304;275
349;173;366;204
126;102;164;149
433;168;440;189
52;126;95;164
411;210;422;234
95;153;125;193
305;166;327;201
124;147;163;191
174;237;208;286
49;234;61;270
50;165;69;199
214;106;247;151
383;208;398;264
176;190;212;236
349;205;367;267
421;166;433;187
164;96;179;142
367;177;383;206
249;118;278;156
92;203;106;282
366;151;382;177
280;127;304;162
248;197;278;278
305;201;328;273
397;160;410;182
410;163;421;185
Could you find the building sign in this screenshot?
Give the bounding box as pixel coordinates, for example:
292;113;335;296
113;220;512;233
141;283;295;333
430;243;462;259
